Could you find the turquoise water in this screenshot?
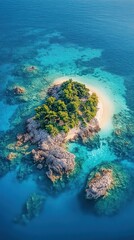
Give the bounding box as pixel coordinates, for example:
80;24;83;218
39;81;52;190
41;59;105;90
1;0;134;239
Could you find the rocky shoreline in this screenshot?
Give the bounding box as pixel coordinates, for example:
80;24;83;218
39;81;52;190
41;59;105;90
17;114;100;182
15;81;100;182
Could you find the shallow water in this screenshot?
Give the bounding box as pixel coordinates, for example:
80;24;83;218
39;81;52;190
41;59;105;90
1;0;134;239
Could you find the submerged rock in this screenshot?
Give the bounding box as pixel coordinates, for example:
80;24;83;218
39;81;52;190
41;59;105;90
6;85;25;95
13;64;39;78
86;168;113;199
109;111;134;159
7;152;17;161
13;86;25;95
16;164;33;182
25;65;38;73
79;118;100;142
37;163;43;170
5;84;27;104
14;193;45;225
0;158;10;177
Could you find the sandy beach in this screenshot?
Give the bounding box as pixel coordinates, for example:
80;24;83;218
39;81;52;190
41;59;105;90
53;76;114;136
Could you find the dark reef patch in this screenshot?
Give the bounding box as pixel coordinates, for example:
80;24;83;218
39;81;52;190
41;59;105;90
14;192;46;225
109;111;134;160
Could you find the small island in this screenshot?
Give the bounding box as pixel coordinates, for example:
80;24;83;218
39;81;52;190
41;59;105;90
17;79;100;182
3;77;134;222
85;162;133;215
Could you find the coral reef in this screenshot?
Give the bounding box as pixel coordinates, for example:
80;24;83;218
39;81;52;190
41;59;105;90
16;163;33;182
14;193;45;224
0;158;10;177
6;85;25;96
109;111;134;159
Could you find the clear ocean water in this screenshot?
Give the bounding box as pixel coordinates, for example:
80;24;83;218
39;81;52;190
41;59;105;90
1;0;134;239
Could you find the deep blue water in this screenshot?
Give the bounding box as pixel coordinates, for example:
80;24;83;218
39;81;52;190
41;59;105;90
1;0;134;240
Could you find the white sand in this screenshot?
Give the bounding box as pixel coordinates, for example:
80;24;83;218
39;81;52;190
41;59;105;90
53;76;115;137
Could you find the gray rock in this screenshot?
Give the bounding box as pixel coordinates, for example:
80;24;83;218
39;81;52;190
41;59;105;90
37;164;43;170
17;116;99;182
45;146;75;181
86;168;113;199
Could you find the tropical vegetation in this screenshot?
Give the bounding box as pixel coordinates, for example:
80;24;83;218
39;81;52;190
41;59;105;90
35;79;98;136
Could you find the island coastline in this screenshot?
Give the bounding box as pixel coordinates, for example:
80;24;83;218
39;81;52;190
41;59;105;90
53;76;114;133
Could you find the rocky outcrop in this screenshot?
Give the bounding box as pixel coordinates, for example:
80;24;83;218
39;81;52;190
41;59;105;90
16;115;100;182
45;147;75;182
13;86;25;95
86;168;113;199
31;145;75;182
25;65;38;72
7;152;17;161
78;118;100;142
16;133;31;147
47;84;61;98
6;85;25;98
18;118;75;182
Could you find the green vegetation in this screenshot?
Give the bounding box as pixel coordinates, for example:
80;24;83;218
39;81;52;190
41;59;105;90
35;79;98;136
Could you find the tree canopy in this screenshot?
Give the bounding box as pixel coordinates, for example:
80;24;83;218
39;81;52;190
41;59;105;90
35;79;98;136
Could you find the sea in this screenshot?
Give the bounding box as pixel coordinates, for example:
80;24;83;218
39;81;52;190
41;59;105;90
0;0;134;239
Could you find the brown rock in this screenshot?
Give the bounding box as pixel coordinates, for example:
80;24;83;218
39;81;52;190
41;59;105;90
14;86;25;95
7;152;17;161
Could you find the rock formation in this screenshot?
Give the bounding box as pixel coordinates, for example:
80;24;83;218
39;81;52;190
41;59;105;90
13;86;25;95
86;168;113;199
85;163;133;216
7;152;17;161
18;118;75;182
25;65;38;73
